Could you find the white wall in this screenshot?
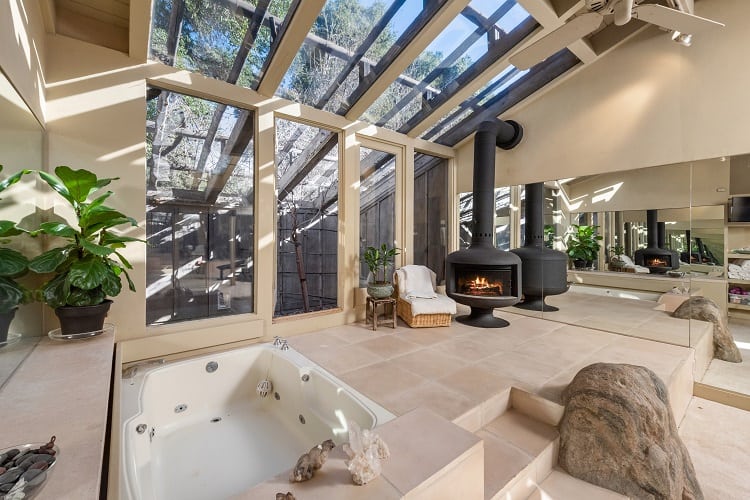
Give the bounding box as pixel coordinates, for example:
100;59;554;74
456;0;750;191
0;0;46;123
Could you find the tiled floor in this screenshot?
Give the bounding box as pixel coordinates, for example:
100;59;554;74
287;305;695;422
700;316;750;395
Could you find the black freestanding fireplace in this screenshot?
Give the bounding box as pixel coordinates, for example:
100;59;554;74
510;182;568;311
634;209;680;274
446;120;523;328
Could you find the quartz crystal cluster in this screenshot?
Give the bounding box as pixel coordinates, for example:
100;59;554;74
343;421;390;485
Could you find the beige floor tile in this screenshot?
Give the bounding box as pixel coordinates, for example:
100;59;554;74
339;360;427;402
395;327;459;346
378;408;482;496
380;380;476;420
287;331;345;352
358;335;423;359
529;469;627;500
388;348;465;380
429;337;498;362
325;324;389;344
476;351;564;389
477;429;534;499
482;409;559;457
303;342;386;375
436;365;515;404
679;397;750;500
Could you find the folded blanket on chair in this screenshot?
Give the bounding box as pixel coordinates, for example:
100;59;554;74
400;265;437;299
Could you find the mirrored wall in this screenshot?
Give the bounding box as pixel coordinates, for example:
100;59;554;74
476;156;750;399
0;69;44;385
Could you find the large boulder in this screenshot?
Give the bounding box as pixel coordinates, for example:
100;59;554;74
672;296;742;363
559;363;703;500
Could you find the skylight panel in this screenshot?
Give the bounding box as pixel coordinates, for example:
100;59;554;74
149;0;295;89
359;0;536;132
276;0;424;111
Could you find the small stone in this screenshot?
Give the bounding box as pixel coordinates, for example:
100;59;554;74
0;482;13;493
26;470;47;488
22;469;42;482
5;450;19;460
276;493;296;500
28;461;48;471
33;454;54;464
0;467;5;475
17;454;38;470
0;467;23;485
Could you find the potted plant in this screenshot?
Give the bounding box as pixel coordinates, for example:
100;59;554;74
29;166;143;336
609;244;627;270
0;166;33;342
362;243;400;299
566;224;602;269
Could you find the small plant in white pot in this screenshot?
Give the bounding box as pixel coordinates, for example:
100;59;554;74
29;166;143;336
362;243;400;299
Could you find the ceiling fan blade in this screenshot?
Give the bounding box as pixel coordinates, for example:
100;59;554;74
633;4;725;33
509;13;603;70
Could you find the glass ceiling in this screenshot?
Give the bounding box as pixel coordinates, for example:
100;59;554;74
360;0;534;131
149;0;583;148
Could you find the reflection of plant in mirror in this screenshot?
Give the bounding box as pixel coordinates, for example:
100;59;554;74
609;244;626;267
566;224;602;266
0;166;34;314
543;224;554;249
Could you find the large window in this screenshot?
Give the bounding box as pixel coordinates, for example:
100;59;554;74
145;87;255;325
459;186;512;250
359;146;396;286
275;118;339;317
413;153;448;284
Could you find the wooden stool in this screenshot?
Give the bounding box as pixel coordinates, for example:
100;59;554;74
366;296;396;331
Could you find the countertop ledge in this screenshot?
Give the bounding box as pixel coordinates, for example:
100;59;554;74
0;334;114;499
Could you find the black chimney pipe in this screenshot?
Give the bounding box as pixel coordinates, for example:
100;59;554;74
657;221;666;249
524;182;544;248
471;120;523;247
647;209;658;248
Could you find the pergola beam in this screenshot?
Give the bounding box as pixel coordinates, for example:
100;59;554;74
204;110;255;204
277;131;338;201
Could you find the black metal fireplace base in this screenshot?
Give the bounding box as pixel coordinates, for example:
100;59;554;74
456;307;510;328
515;296;559;312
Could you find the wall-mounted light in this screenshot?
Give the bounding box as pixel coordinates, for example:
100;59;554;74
671;31;692;47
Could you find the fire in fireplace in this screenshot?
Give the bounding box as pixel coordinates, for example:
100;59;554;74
455;266;512;297
645;255;671;268
634;209;680;274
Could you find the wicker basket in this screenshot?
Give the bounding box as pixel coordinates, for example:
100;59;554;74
396;298;452;327
394;272;452;328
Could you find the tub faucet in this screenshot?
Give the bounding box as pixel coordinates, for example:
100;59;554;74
273;336;289;350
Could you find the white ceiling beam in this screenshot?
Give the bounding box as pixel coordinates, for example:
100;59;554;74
39;0;56;34
256;0;327;96
568;38;597;64
344;0;473;121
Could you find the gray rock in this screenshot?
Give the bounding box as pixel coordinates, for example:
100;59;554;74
673;296;742;363
0;467;23;485
559;363;703;500
0;482;13;493
27;470;47;488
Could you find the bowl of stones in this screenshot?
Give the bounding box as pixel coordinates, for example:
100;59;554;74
0;436;58;498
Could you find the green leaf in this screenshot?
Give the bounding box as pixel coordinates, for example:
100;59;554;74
122;268;136;292
41;274;68;309
67;255;109;290
38;170;75;206
29;247;71;273
80;205;136;236
80;238;114;257
0;277;24;313
0;220;23;238
0;167;30;195
80;191;112;219
66;286;105;307
54;166;99;204
113;251;133;270
99;232;144;246
100;267;122;296
0;248;29;277
37;221;78;239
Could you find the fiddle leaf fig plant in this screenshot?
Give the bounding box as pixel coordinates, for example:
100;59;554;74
29;166;143;309
362;243;400;284
565;224;603;263
0;165;33;314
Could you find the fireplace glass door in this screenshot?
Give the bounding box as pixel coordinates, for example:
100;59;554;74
453;265;516;298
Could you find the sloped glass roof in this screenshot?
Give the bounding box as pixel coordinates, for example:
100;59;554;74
149;1;584;149
149;0;295;89
360;0;534;131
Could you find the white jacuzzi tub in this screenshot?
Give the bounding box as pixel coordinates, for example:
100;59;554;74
568;283;662;301
120;343;394;500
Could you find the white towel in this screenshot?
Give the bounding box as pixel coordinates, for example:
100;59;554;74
403;294;457;315
400;265;437;299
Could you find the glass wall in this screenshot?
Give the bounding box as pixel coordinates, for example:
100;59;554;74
359;146;396;286
413;153;448;284
274;118;339;317
145;87;255;325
